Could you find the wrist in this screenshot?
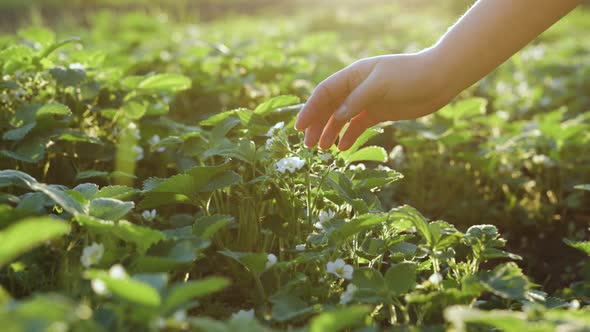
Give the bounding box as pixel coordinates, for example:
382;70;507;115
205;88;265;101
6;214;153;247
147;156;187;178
417;46;460;100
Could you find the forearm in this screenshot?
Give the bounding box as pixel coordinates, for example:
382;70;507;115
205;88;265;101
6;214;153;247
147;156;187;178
431;0;582;94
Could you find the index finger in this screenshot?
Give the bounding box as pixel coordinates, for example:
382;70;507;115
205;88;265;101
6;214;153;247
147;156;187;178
294;68;350;131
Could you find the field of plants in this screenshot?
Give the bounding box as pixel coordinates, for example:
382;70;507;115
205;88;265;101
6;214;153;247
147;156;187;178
1;0;590;331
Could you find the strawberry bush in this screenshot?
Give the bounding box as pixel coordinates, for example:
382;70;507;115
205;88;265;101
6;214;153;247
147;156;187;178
1;1;589;331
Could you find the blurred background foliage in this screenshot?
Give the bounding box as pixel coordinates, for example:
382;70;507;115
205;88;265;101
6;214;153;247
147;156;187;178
1;0;589;293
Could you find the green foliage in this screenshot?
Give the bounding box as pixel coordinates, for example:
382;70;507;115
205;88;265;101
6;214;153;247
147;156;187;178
0;2;589;331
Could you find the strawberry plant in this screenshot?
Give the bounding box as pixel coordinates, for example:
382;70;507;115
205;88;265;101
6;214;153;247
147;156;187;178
1;1;590;331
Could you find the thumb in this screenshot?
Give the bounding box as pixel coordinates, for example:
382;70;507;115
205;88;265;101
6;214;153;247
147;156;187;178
333;72;383;121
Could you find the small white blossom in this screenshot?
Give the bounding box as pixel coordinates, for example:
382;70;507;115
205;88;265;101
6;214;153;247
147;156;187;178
319;153;332;162
532;154;556;167
265;122;285;137
295;244;306;251
339;284;357;304
149;135;166;153
231;309;255;320
314;209;335;230
91;279;109;295
428;272;443;285
133;145;144;161
142;209;157;222
109;264;128;279
349;163;366;172
127;122;141;139
276;156;305;174
154;317;167;329
569;299;581;310
319;210;335;223
69;62;85;71
266;253;278;269
172;310;187;323
377;165;392;172
80;243;104;267
326;259;353;280
265;137;275;149
389;145;406;167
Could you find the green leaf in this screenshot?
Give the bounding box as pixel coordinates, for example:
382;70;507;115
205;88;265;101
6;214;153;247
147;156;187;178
270;293;314;322
384;262;417;296
218;250;267;274
137;74;191;93
75;170;109;181
38;37;81;60
0;217;70;267
73;183;99;200
2;122;36;141
49;66;86;87
193;215;233;239
390;205;432;246
0;170;37;188
346;146;387;163
338;127;383;159
330;213;388;243
352;268;385;297
112;221;166;254
18;27;56;47
1;137;46;163
564;239;590;256
438;98;487;120
481;248;523;261
478;262;529;300
254;95;300;116
163;277;230;313
76;215;165;254
309;305;371;332
84;270;161;307
203;171;242;192
0;171;80;217
88;198;134;221
122;100;147;120
95;185;139;200
30;183;84;215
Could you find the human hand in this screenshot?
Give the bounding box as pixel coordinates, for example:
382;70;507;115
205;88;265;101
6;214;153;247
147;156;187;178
294;48;459;151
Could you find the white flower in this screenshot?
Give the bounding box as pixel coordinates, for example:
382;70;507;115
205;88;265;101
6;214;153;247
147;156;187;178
326;259;353;280
295;244;306;251
319;210;335;223
428;272;443;285
69;62;85;71
80;243;104;267
142;209;157;222
265;122;285;137
133;145;144;161
389;145;406;167
314;209;335;230
172;310;187;323
275;156;305;174
377;165;392;172
569;299;581;310
149;135;166;153
349;163;366;172
266;253;277;269
231;309;255;320
91;279;109;295
532;154;556;167
109;264;128;279
339;284;357;304
265;137;275;150
319;153;332;162
127;122;141;139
